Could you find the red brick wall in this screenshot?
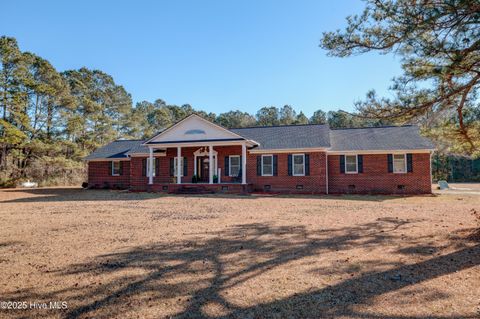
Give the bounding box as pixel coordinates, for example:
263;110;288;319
247;152;327;193
328;153;431;194
88;160;130;189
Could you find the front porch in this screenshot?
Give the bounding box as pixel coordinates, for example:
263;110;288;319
146;182;253;194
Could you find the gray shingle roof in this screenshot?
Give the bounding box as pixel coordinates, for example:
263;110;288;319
329;125;435;151
231;124;331;150
85;124;434;160
84;140;145;160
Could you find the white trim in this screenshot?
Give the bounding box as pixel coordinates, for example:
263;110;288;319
111;160;121;176
129;153;166;157
328;149;433;155
392;153;407;174
250;147;328;154
292;153;305;176
261;154;274;176
142;114;254;145
144;140;256;148
344;154;358;174
228;155;241;177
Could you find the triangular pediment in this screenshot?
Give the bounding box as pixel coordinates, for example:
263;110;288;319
145;114;245;144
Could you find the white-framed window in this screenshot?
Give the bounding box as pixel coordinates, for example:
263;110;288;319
174;157;184;176
345;155;358;174
292;154;305;176
229;155;240;176
146;158;156;177
112;161;121;176
393;154;407;173
261;155;273;176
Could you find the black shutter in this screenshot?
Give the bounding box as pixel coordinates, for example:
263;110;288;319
256;156;261;176
224;156;229;176
339;155;345;174
305;154;310;176
155;158;160;176
142;159;146;176
407;153;413;172
358;155;363;173
109;161;113;176
183;157;188;176
119;161;123;175
273;155;278;176
169;158;174;176
288;154;293;176
387;154;393;173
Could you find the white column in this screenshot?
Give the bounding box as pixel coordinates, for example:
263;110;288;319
194;154;197;176
241;143;247;184
177;146;182;184
148;147;154;185
209;145;214;184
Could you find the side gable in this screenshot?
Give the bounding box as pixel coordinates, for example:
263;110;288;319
144;114;251;144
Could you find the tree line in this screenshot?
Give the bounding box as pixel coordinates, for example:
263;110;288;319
1;30;478;186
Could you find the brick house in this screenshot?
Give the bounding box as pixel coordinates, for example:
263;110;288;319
85;114;435;194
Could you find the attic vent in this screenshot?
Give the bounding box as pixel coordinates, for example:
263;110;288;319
185;129;206;135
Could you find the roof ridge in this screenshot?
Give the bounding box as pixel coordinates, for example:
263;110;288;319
331;125;415;130
230;123;328;130
113;139;145;142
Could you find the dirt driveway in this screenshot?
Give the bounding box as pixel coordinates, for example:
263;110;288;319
0;188;479;318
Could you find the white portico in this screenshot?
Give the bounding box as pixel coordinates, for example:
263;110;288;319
142;114;257;185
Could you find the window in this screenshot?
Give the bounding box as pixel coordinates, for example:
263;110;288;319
393;154;406;173
112;161;120;176
173;157;184;176
345;155;358;174
146;158;156;177
292;154;305;176
261;155;273;176
229;155;240;176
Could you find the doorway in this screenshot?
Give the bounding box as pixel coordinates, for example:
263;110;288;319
197;156;210;182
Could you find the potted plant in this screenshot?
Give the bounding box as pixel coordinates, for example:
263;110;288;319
192;174;198;183
213;175;218;183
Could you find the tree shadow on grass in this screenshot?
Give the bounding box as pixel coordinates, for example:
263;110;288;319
1;188;420;204
4;219;479;319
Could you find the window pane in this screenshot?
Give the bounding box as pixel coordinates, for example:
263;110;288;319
263;156;272;165
112;161;120;175
294;155;303;164
293;155;304;175
345;155;357;173
230;156;240;166
262;156;273;175
393;154;406;173
147;159;156;176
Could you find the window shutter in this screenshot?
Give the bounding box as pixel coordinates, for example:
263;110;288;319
183;157;188;176
387;154;393;173
142;159;146;176
339;155;345;174
239;156;242;177
287;154;293;176
305;154;310;176
358;155;363;173
119;161;123;175
169;158;174;176
407;153;413;172
155;158;160;176
273;155;278;176
109;161;113;176
256;156;261;176
224;156;229;176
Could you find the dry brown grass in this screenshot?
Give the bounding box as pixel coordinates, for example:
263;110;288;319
0;187;479;319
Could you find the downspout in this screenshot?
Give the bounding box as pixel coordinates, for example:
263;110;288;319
325;153;329;195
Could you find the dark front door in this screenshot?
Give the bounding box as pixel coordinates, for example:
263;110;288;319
197;157;209;182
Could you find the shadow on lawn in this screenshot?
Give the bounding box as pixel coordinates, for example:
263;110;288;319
4;219;479;318
1;187;420;203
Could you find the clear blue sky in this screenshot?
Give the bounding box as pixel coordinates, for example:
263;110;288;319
2;0;401;116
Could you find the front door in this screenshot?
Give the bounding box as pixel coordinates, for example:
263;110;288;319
197;157;210;182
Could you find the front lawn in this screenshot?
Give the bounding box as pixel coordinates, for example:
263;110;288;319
0;188;478;318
